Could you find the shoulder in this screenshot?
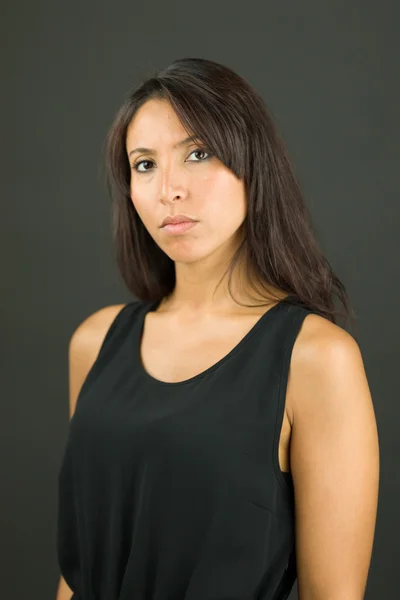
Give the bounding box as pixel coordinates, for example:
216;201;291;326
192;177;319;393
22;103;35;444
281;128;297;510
288;311;367;426
69;303;128;364
291;311;357;361
67;304;128;417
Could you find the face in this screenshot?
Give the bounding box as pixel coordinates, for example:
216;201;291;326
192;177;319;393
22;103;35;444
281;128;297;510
125;99;247;265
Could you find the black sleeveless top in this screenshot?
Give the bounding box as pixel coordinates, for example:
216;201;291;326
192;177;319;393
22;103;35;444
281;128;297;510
57;296;318;600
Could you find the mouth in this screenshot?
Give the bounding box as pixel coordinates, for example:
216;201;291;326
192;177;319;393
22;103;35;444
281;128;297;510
161;213;198;227
161;221;198;234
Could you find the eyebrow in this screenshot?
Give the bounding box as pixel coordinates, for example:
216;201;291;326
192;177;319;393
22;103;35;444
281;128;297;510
128;135;200;158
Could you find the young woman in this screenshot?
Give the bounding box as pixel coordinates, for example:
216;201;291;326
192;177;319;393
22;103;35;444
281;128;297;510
56;57;379;600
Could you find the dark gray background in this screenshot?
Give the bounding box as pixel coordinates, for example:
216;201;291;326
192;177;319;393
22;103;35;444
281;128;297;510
1;1;398;598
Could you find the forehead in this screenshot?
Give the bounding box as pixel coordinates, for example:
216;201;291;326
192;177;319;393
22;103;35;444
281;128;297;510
126;99;188;145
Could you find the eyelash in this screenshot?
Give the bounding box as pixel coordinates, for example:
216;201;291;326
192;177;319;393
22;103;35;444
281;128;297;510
131;147;213;173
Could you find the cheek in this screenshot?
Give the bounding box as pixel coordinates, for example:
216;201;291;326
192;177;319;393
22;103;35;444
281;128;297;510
130;190;152;219
204;177;247;224
130;197;153;232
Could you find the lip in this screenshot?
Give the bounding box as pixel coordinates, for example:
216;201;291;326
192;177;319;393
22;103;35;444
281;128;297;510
162;221;198;234
161;214;197;227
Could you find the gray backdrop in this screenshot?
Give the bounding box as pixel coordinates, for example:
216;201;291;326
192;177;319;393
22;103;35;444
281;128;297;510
1;0;398;598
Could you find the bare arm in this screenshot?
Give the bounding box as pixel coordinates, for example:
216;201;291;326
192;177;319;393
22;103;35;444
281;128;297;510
289;315;379;599
55;575;74;600
55;304;126;600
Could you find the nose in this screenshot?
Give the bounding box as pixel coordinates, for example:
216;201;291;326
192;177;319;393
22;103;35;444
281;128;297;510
159;163;189;204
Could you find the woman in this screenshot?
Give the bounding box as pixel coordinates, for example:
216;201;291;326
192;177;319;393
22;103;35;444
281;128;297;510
56;58;379;600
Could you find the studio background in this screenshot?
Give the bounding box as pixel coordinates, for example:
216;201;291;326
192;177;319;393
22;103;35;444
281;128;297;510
1;1;398;598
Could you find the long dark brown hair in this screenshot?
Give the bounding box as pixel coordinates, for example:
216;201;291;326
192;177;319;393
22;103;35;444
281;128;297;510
103;57;357;335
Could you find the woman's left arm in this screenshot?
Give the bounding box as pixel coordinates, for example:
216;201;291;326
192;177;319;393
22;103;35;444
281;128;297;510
289;315;380;600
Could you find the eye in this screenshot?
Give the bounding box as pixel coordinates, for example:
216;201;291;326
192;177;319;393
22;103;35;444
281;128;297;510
187;148;211;162
132;159;154;173
131;147;213;173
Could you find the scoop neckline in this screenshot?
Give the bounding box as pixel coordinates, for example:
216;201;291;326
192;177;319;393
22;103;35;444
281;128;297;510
135;295;295;388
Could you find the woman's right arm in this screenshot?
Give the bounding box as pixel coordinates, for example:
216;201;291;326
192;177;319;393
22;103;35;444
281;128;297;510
55;304;126;600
